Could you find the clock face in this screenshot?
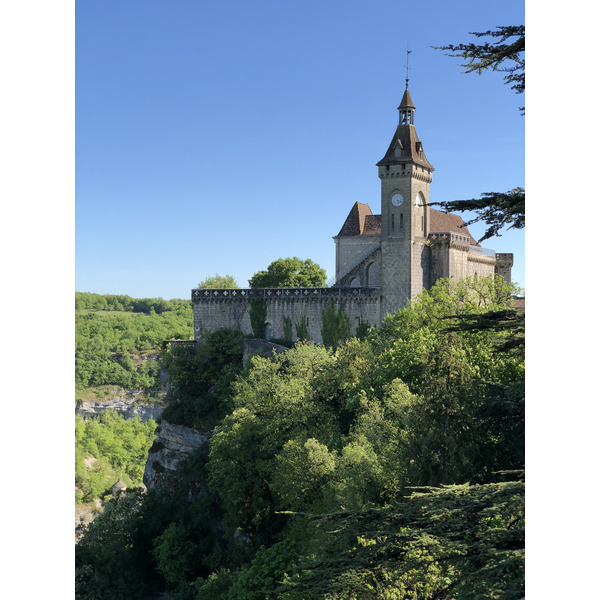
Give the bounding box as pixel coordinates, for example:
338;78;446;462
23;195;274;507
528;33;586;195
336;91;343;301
391;193;404;207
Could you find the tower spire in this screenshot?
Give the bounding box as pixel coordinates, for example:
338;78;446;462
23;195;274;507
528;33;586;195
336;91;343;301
398;49;415;125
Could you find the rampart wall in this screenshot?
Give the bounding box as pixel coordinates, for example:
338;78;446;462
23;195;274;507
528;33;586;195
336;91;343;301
192;287;381;345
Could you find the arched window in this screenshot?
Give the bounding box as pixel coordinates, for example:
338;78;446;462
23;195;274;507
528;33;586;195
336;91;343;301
367;262;380;286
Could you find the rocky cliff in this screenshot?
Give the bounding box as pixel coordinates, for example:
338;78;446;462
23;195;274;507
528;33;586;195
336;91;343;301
143;421;210;492
76;393;166;422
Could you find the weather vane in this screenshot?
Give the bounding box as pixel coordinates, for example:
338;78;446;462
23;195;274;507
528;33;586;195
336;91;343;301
405;47;412;88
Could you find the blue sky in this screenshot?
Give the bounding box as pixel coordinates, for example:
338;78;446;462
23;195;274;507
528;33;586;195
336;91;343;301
75;0;525;299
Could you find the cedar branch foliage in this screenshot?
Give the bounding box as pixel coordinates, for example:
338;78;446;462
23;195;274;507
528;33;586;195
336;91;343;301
434;25;525;106
432;26;525;240
276;476;524;600
433;187;524;243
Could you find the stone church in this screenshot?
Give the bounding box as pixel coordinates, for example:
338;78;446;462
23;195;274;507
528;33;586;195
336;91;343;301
191;86;513;344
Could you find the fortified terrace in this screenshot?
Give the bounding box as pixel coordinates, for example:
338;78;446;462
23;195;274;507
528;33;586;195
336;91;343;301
191;84;513;345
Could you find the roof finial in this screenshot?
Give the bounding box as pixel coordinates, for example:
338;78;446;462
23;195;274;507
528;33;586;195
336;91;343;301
405;47;412;89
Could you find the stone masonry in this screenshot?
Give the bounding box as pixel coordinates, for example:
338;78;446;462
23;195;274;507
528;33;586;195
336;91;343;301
190;85;513;344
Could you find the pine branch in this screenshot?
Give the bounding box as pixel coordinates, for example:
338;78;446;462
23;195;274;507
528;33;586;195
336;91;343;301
430;187;524;242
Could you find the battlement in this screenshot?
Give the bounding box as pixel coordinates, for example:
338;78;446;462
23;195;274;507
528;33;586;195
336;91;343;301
495;253;514;266
428;231;471;251
192;286;381;303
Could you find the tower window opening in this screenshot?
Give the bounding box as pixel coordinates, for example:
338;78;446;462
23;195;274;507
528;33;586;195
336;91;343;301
391;214;395;231
421;216;424;231
400;214;404;228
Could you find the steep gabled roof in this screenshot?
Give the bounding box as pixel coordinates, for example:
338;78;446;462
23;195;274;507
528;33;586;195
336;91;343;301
336;202;374;236
376;124;434;170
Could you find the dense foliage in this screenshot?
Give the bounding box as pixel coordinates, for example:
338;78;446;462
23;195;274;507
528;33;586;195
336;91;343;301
75;409;157;503
76;276;524;600
198;274;239;289
160;328;245;428
249;257;327;288
75;292;193;391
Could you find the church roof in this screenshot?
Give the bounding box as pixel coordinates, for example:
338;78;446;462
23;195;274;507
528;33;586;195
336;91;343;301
336;205;479;246
363;214;381;235
429;209;479;246
376;124;435;170
398;87;415;110
336;202;374;236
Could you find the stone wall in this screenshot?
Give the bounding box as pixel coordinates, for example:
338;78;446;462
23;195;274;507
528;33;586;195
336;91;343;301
193;287;382;345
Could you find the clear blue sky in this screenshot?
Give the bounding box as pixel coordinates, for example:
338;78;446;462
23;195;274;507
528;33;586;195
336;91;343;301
75;0;525;299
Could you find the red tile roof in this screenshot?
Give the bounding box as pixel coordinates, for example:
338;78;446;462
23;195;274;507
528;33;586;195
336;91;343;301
429;209;479;246
336;205;478;246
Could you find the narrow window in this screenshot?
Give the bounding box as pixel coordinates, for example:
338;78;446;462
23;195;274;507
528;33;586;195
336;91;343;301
421;216;424;231
400;214;404;228
391;213;395;231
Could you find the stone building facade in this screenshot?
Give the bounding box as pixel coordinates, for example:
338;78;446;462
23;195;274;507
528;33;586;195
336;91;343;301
192;86;512;344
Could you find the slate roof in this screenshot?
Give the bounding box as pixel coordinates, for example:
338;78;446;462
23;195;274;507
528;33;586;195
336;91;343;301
336;203;479;246
398;86;415;109
376;124;435;170
363;214;381;235
336;202;374;236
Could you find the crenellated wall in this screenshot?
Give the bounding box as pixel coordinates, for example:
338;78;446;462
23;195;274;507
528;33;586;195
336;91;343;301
192;287;381;344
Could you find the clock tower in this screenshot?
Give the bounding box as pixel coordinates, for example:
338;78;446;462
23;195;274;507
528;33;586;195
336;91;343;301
376;83;435;315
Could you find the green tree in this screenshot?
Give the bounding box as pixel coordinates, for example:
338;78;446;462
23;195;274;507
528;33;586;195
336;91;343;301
294;317;309;342
152;522;199;585
249;257;326;288
372;276;524;485
162;327;244;426
277;476;524;600
199;274;239;289
249;298;268;339
75;490;161;600
208;344;336;542
283;316;293;342
320;300;350;351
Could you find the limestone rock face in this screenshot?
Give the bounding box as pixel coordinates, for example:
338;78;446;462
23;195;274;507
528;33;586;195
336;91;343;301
143;422;209;492
76;394;166;422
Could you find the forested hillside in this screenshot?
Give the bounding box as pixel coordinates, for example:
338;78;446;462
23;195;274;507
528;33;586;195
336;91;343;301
75;292;193;516
75;276;525;600
75;292;193;393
